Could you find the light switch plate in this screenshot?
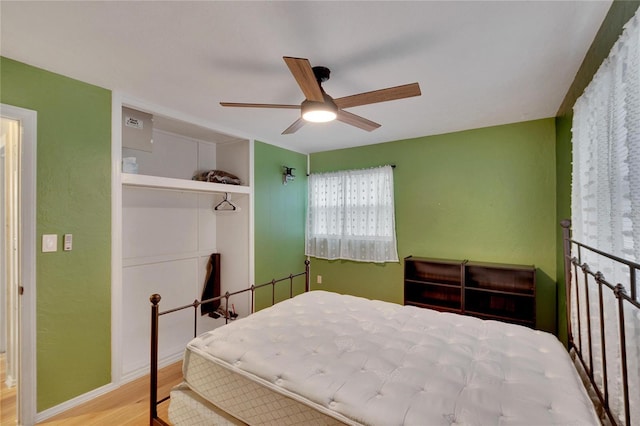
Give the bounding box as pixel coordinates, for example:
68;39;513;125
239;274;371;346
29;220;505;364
42;234;58;252
63;234;72;251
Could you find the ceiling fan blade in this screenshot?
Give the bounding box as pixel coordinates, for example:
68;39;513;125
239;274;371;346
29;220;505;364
334;82;421;109
282;117;306;135
336;110;381;132
283;56;324;102
220;102;300;109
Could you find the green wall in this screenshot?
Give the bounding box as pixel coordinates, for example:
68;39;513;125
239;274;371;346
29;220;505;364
0;0;634;410
555;0;640;344
310;119;558;333
253;141;307;310
1;57;112;411
555;112;573;344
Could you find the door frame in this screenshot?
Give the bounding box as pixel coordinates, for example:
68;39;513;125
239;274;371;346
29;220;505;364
1;103;37;425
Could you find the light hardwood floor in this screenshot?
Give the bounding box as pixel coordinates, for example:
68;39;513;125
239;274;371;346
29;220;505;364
1;353;17;425
1;357;182;426
38;362;183;426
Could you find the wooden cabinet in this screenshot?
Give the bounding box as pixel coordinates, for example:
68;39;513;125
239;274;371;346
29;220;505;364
404;256;536;327
404;257;464;313
464;261;536;326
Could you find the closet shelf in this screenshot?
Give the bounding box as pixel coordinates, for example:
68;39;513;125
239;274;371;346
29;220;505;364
122;173;251;194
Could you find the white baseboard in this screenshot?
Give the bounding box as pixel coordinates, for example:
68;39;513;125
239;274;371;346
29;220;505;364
121;351;184;384
5;375;17;388
34;352;184;423
35;382;119;423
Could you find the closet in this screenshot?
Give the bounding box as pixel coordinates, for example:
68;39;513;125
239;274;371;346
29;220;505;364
116;101;253;380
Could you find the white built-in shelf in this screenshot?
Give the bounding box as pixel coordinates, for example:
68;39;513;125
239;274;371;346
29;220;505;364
121;173;250;195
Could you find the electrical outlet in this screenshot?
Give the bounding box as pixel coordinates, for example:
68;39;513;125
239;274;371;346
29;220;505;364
42;234;57;252
316;275;322;284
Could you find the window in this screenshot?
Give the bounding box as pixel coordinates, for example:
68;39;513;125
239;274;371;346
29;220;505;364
572;9;639;283
571;10;639;425
306;165;398;263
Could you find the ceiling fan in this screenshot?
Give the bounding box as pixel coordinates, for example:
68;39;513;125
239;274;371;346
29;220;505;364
220;56;421;135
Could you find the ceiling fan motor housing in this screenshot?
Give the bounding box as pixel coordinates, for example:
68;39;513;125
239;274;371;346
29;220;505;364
312;66;331;83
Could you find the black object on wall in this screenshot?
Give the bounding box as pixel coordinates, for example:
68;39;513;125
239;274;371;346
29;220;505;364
201;253;221;317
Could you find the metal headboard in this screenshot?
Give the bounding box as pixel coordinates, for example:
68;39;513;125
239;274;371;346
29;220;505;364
561;220;639;425
148;260;310;425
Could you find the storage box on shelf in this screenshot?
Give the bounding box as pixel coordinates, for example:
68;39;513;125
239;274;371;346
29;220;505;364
404;256;536;327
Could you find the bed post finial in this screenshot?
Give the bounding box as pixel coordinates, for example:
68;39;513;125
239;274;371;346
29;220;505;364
150;293;161;305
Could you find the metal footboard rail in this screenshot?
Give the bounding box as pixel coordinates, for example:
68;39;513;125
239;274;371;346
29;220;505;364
562;220;639;426
149;260;310;425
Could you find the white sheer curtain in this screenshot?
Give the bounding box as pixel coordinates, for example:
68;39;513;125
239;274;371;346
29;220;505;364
306;165;399;263
572;9;640;425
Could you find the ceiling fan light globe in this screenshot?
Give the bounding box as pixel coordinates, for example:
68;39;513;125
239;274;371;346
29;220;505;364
303;109;337;123
301;95;338;123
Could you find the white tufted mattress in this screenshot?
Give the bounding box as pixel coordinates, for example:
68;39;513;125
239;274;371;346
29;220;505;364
173;290;599;425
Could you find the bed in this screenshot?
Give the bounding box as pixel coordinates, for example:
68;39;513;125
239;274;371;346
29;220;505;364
148;222;639;425
170;290;599;425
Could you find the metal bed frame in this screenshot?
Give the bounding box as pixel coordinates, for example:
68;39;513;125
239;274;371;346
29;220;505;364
147;220;640;425
562;220;639;426
148;260;310;425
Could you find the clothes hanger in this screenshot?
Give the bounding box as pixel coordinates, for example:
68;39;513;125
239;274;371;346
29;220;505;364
214;193;237;211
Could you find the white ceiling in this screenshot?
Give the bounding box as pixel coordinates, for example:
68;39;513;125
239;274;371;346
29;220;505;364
1;1;611;154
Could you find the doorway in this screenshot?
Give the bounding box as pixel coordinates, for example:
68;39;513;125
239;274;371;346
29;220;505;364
1;104;37;425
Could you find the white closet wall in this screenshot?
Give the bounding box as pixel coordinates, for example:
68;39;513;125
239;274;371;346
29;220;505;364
120;110;251;380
